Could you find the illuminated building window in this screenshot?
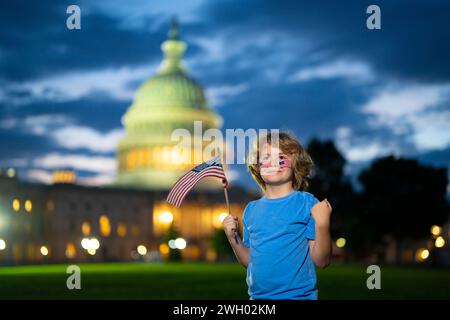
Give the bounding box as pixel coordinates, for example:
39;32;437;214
99;215;111;237
206;248;217;262
81;222;91;236
27;243;35;259
12;243;23;261
12;199;20;212
24;200;32;213
65;242;76;259
127;151;138;170
47;200;54;211
161;146;171;168
52;170;76;184
131;225;141;237
138;148;147;168
148;147;155;168
117;223;127;237
171;145;190;168
159;243;169;255
142;148;150;168
152;146;161;169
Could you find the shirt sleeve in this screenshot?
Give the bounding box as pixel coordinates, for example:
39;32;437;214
306;195;319;240
242;203;252;248
243;220;250;248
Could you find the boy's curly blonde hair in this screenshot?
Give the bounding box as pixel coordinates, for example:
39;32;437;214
247;131;314;192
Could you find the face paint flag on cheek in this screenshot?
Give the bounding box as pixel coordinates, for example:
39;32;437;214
278;159;291;168
260;158;291;176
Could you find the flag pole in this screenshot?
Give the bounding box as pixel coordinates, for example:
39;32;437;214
223;186;239;244
223;186;231;214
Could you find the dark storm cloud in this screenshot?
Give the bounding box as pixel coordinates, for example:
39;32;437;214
0;129;54;164
221;77;416;148
0;0;165;81
220;79;372;134
199;0;450;84
0;95;128;132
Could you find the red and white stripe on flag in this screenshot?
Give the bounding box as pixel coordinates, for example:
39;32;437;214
166;155;228;208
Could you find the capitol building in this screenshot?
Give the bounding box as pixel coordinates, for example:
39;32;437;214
0;21;255;265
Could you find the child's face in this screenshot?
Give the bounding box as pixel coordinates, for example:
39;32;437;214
259;143;293;186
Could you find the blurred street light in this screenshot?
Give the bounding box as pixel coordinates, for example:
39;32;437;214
81;238;90;249
137;245;147;255
415;248;429;262
174;237;187;250
7;168;15;178
431;225;442;236
168;239;176;249
81;237;100;253
435;236;445;248
159;243;169;255
91;238;100;250
336;238;346;248
40;246;49;256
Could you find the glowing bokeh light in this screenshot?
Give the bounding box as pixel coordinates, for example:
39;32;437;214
137;245;147;255
336;238;346;248
174;238;187;250
40;246;49;256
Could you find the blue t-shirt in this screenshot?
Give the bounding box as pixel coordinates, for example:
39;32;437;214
242;190;319;300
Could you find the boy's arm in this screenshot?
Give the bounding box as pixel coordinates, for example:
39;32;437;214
309;199;332;269
227;232;250;268
223;215;250;268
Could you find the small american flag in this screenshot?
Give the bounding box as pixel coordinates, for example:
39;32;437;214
166;155;228;208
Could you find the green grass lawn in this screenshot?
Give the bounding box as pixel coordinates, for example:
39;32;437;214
0;262;449;299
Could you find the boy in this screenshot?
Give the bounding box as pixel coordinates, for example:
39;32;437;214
223;132;332;300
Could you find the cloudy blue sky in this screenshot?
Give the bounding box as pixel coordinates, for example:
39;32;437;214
1;0;449;192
